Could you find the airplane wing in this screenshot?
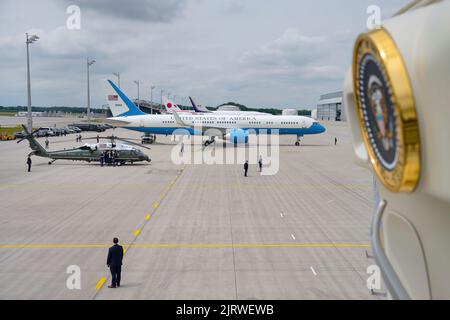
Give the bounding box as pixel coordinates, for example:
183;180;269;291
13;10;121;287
105;117;133;126
172;111;190;127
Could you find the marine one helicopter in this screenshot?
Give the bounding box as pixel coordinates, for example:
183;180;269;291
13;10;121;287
18;125;151;165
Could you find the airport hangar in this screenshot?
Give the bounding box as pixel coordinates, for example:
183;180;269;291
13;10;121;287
316;91;344;122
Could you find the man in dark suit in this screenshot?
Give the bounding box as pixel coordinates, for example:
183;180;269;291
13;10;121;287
107;237;124;288
27;156;32;172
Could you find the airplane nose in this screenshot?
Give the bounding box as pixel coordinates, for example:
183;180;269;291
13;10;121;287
311;122;326;134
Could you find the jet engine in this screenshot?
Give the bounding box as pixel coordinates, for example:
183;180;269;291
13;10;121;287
225;129;250;144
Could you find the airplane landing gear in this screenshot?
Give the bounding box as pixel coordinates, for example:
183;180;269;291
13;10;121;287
204;137;216;147
48;159;56;165
295;135;303;146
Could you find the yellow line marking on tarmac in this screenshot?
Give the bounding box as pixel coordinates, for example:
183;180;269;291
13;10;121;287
92;166;187;295
0;243;370;249
95;277;107;290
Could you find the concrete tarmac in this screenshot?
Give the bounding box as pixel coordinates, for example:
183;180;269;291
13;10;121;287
0;121;380;299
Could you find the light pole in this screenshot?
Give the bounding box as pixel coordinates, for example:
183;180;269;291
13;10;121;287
113;72;121;88
26;33;39;132
134;80;140;102
87;58;96;123
150;86;155;104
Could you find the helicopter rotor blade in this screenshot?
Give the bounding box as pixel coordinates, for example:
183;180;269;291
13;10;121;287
17;125;41;144
82;136;151;150
114;137;151;150
84;136;145;143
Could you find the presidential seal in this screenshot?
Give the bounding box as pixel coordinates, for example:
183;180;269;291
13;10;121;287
353;28;420;192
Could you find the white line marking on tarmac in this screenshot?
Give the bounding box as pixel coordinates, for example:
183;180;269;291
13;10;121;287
291;234;296;240
310;266;317;276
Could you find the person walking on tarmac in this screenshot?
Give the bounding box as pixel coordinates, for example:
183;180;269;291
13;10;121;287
107;237;124;288
258;156;263;173
97;135;100;143
45;138;49;149
27;156;32;172
335;137;338;146
244;160;249;177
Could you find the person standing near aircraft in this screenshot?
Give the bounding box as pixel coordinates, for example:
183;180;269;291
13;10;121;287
335;137;338;146
26;156;32;172
258;156;263;173
100;151;105;167
244;160;249;177
45;138;49;149
97;135;100;143
112;150;116;167
107;237;123;288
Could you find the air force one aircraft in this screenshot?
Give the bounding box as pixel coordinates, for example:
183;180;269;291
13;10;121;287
102;79;326;146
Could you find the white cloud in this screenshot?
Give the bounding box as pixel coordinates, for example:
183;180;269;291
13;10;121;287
222;1;245;15
67;0;187;22
0;0;410;109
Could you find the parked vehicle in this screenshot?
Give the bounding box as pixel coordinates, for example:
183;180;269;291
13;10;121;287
36;127;55;137
68;126;82;133
0;134;16;141
64;127;76;134
14;131;27;139
69;123;106;132
141;134;155;144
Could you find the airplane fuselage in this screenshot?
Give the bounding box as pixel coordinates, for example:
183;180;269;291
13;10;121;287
110;113;326;136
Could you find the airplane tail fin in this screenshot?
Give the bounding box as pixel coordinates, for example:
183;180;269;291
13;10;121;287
163;97;182;114
19;125;48;157
101;79;146;117
189;96;210;113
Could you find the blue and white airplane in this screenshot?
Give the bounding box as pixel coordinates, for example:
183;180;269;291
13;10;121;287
102;79;326;146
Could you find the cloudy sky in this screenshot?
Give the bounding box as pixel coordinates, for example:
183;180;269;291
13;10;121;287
0;0;408;110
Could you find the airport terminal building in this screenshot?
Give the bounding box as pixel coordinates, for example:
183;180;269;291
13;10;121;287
316;91;345;121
